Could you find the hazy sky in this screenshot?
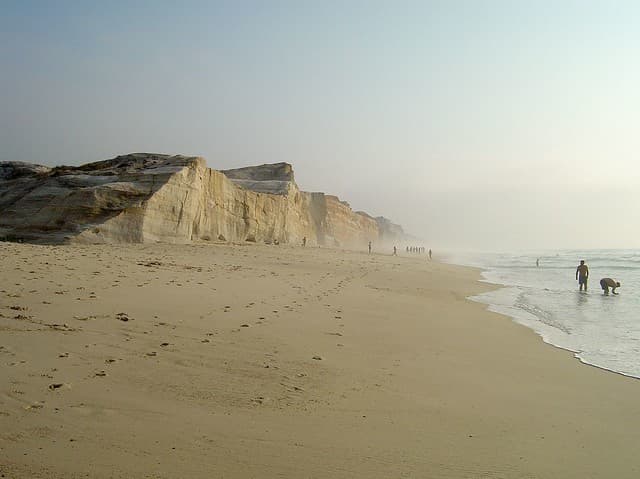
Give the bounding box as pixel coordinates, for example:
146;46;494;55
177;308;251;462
2;1;639;250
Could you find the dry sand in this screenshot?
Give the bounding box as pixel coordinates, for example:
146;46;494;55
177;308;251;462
2;242;640;478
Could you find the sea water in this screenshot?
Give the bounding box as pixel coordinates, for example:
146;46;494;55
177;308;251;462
446;250;640;379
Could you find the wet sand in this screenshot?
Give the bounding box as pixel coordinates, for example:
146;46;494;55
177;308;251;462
2;242;640;478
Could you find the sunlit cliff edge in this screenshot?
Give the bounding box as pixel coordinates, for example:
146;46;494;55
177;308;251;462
0;153;407;247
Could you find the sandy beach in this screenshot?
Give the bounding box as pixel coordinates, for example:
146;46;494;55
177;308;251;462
2;242;640;478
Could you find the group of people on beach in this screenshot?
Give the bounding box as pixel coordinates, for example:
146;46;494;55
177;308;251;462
575;259;620;295
390;245;432;259
406;246;432;259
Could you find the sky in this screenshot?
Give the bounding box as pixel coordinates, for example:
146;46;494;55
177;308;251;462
1;0;639;250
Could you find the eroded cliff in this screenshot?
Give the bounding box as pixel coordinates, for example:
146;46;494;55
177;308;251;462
0;153;407;247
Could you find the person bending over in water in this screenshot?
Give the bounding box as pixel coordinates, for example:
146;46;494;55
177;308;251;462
576;260;589;291
600;278;621;295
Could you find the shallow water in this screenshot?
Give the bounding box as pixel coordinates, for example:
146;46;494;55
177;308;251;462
447;250;640;378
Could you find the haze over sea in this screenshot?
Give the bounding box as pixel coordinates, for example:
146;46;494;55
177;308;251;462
447;250;640;379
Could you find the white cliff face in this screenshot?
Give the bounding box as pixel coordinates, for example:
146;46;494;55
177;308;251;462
0;154;186;243
0;153;407;246
222;163;293;195
71;156;316;244
302;194;379;249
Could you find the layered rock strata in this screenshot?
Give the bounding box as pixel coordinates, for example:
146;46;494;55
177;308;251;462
0;154;406;247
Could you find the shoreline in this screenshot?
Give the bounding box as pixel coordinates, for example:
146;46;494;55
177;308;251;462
472;289;640;382
452;254;640;381
3;242;640;478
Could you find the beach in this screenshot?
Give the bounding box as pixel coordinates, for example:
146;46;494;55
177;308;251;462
452;250;640;379
2;242;640;478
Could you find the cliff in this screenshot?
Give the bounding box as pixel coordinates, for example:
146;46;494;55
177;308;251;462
305;195;379;248
0;153;407;247
222;163;293;195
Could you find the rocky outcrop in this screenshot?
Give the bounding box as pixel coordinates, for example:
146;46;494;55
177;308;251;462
304;195;378;248
222;163;293;195
375;216;406;243
0;153;408;247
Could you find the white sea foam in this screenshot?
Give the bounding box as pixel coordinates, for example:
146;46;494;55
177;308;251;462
447;250;640;379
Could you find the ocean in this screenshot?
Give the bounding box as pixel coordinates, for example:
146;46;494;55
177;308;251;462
446;250;640;379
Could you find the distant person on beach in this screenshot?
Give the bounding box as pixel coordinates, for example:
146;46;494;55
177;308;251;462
302;236;306;247
368;241;372;254
393;246;397;256
600;278;621;295
428;249;432;260
576;260;589;291
536;258;539;267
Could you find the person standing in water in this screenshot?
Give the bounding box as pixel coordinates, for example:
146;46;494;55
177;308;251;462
576;260;589;292
536;258;539;267
600;278;621;295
